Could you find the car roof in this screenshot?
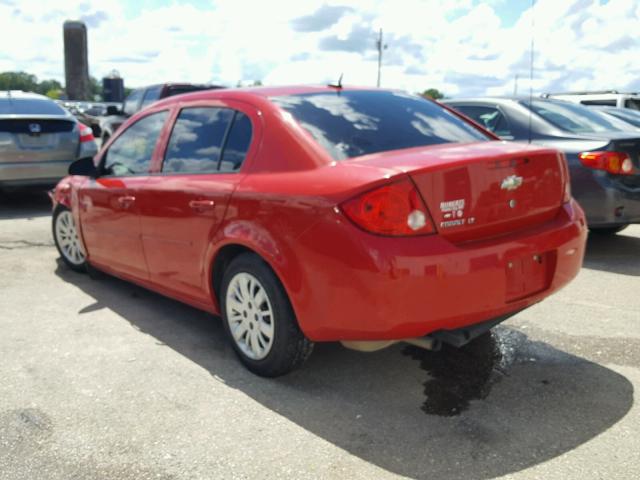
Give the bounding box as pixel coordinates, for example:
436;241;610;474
150;84;393;109
0;90;51;100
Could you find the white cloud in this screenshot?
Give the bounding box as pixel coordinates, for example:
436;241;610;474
0;0;638;98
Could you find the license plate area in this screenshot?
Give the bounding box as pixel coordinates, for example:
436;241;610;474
505;251;556;302
18;133;57;149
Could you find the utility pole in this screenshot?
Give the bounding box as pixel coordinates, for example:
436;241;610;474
514;74;519;96
376;28;387;88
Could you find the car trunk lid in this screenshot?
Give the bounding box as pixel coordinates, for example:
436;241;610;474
352;141;566;243
0;118;78;164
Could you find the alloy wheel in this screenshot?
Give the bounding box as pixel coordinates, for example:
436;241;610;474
55;210;86;266
225;272;275;360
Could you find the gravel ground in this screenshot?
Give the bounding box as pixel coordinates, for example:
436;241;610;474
1;188;639;480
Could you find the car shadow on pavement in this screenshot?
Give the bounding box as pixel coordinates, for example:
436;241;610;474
55;263;634;480
0;188;52;220
583;231;640;276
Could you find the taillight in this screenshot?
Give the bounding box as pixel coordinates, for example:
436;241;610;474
78;123;94;143
579;151;634;175
340;178;435;236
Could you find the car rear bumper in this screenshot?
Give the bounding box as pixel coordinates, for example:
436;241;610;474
289;199;587;342
0;160;74;186
570;168;640;226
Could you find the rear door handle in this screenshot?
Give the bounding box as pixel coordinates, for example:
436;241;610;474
189;199;216;211
117;195;136;208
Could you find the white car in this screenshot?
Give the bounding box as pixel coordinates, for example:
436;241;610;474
543;90;640;110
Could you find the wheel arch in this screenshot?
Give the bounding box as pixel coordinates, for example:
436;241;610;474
207;232;308;336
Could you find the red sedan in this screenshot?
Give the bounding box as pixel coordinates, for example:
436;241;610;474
51;86;587;376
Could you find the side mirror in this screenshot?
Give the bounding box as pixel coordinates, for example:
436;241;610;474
106;105;121;116
69;156;98;177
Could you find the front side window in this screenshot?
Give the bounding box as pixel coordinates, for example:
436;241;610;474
526;100;623;134
270;90;489;161
102;111;168;176
163;108;233;174
140;85;163;110
452;105;513;138
123;89;144;116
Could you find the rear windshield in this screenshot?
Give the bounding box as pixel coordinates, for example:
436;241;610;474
0;98;67;116
604;108;640;128
270;90;489;160
527;99;624;134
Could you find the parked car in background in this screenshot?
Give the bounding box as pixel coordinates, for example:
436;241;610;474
0;91;97;188
99;83;224;144
543;90;640;110
71;102;122;138
51;86;586;376
591;106;640;129
444;97;640;234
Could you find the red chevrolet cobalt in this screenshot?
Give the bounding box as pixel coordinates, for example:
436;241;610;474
51;86;587;376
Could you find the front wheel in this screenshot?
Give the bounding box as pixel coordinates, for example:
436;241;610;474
220;253;313;377
52;206;87;272
589;224;629;235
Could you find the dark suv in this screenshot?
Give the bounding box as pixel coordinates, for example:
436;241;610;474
99;83;224;144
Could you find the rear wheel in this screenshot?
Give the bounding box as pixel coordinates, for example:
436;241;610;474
589;224;629;235
220;253;313;377
52;206;86;272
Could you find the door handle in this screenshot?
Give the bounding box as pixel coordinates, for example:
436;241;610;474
189;199;215;211
117;195;136;208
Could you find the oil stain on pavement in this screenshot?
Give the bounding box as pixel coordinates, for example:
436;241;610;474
404;327;537;416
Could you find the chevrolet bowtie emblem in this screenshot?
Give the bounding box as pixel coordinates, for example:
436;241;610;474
501;175;523;191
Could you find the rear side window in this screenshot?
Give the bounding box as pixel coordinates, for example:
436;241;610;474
163;108;233;173
102;111;168;176
220;112;252;172
452;105;513;138
0;98;66;115
270;90;489;161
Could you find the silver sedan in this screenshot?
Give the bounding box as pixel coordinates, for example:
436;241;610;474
0;91;98;188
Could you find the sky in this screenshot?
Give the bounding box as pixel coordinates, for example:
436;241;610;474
0;0;638;97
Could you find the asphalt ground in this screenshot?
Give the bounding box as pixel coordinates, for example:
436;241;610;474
0;188;639;480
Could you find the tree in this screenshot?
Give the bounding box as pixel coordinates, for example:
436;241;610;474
422;88;445;100
0;71;38;92
89;76;102;100
37;79;63;95
45;89;63;99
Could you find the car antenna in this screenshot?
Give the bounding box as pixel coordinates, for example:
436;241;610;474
328;73;343;90
527;0;536;144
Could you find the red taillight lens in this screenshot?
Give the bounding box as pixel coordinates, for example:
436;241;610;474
579;151;634;175
78;123;94;143
340;178;435;236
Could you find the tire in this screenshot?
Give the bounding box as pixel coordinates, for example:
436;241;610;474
52;205;87;272
589;224;629;235
220;253;313;377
